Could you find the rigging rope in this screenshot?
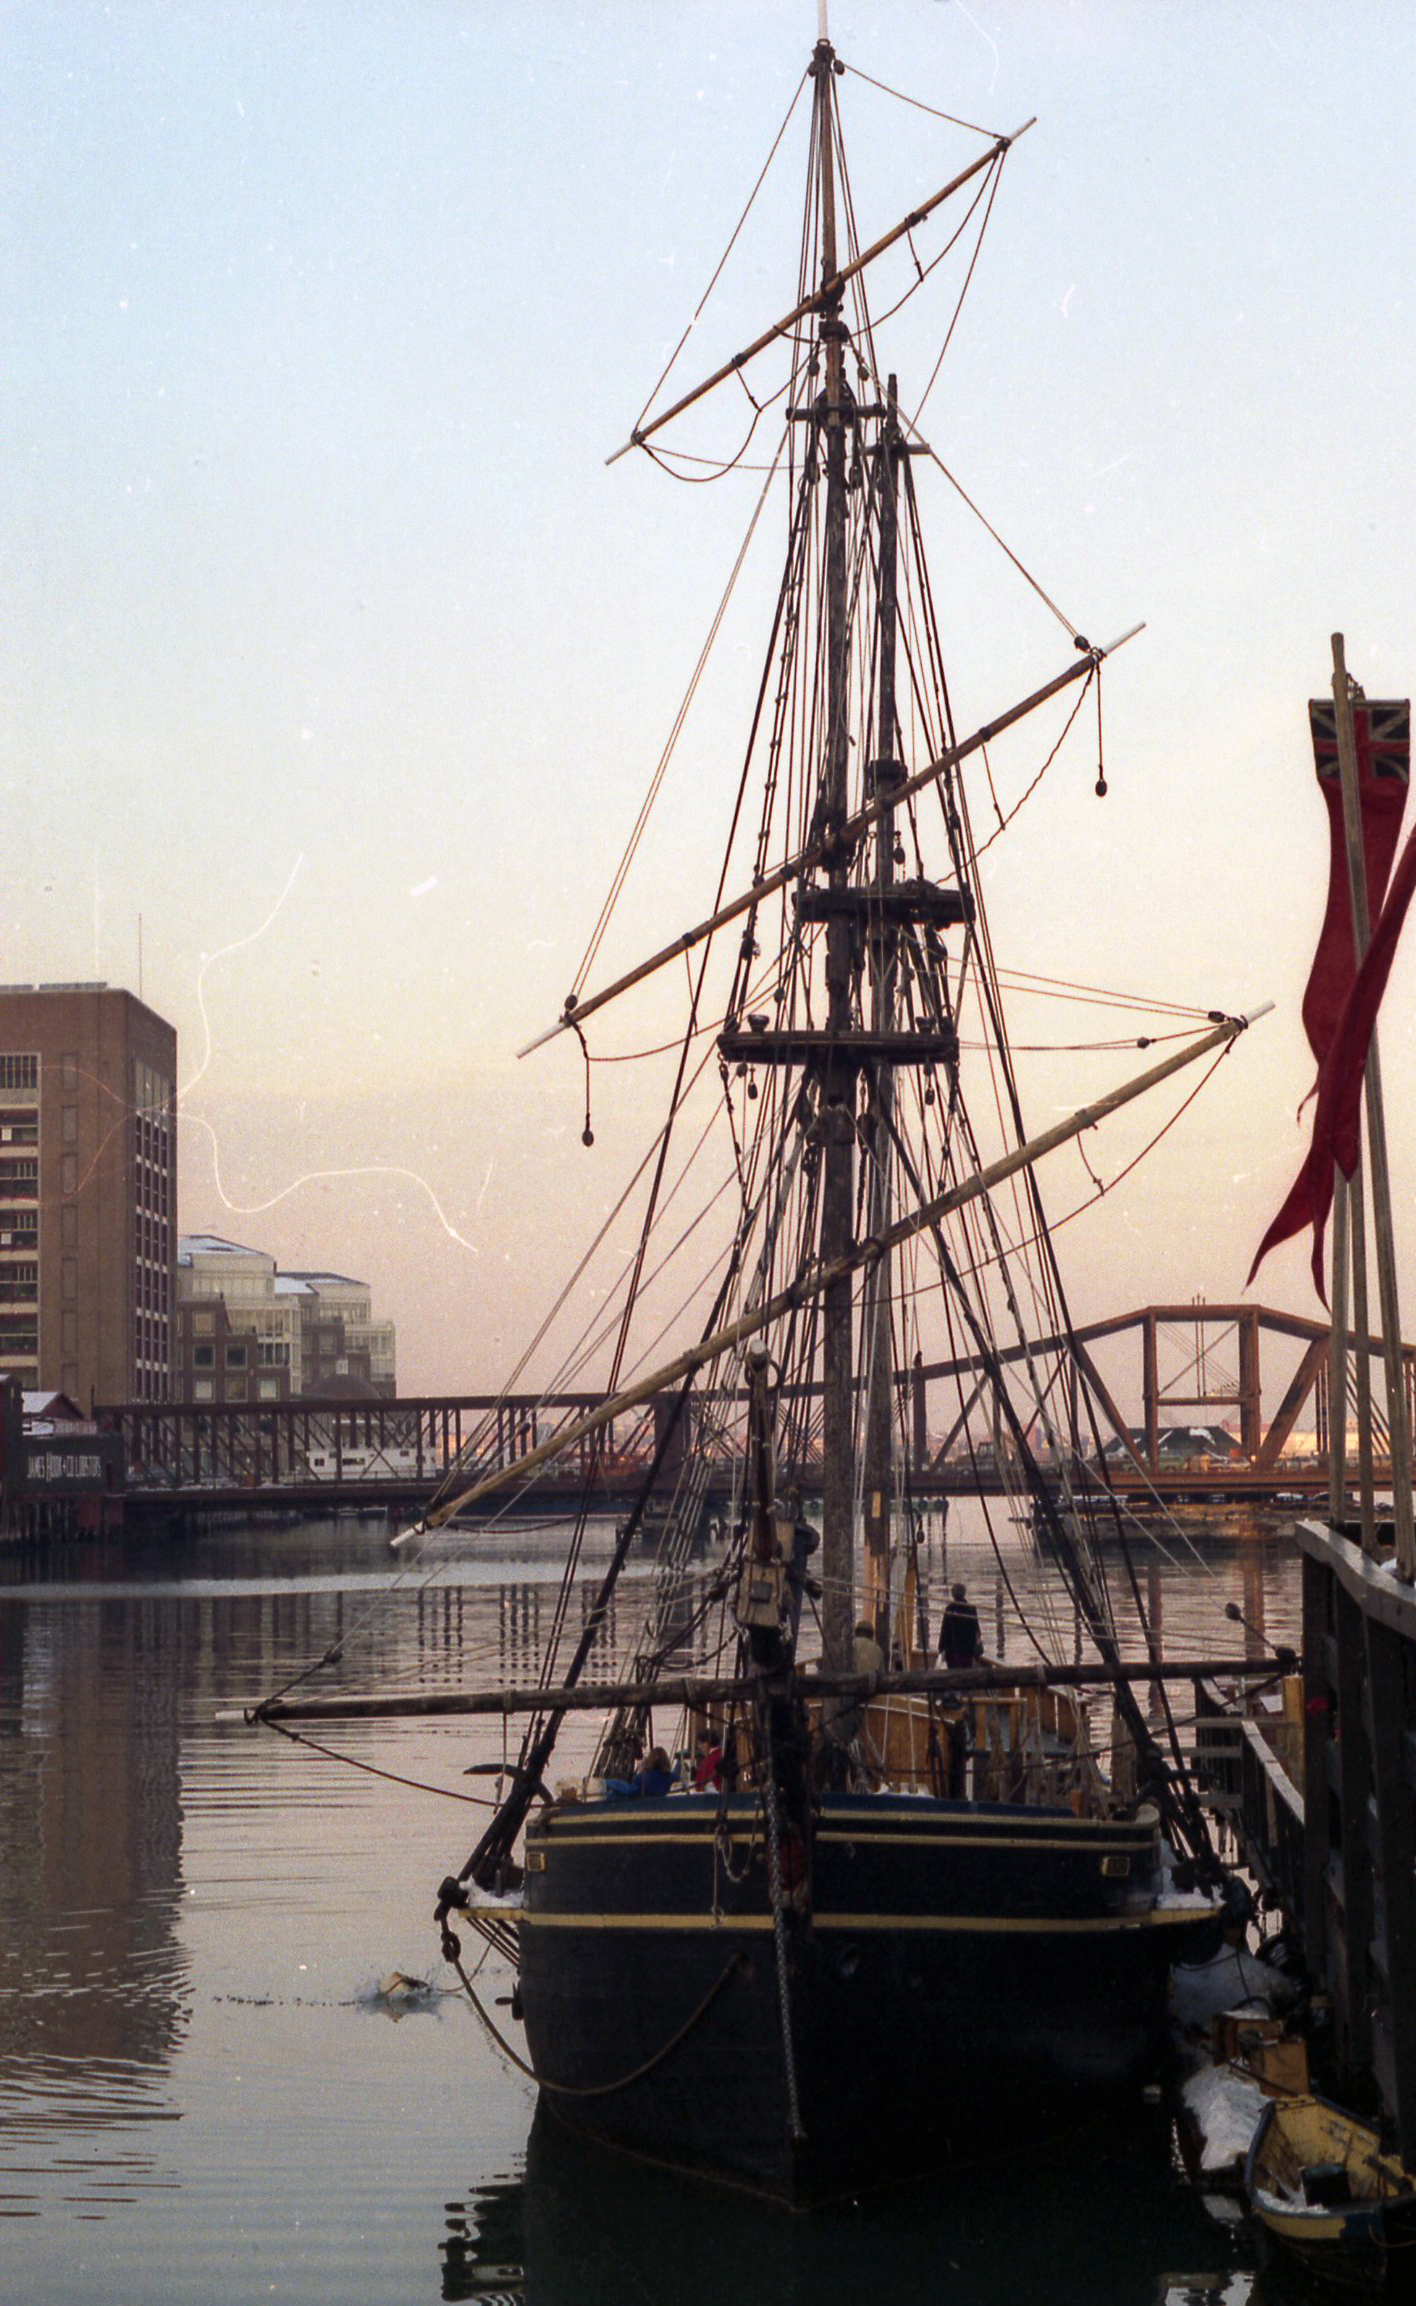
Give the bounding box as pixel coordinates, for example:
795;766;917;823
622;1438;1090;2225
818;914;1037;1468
841;60;1002;139
571;432;786;1002
966;670;1095;862
634;70;810;436
263;1717;500;1807
912;155;1006;424
857;344;1081;640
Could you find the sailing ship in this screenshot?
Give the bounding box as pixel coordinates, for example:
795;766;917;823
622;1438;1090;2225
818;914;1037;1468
253;23;1269;2207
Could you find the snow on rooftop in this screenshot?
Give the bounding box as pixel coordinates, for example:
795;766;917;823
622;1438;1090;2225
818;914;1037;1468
21;1390;89;1427
178;1233;265;1261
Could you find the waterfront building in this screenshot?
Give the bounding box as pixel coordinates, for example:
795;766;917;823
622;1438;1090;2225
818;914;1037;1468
276;1270;397;1397
175;1240;396;1400
0;984;176;1405
174;1236;302;1403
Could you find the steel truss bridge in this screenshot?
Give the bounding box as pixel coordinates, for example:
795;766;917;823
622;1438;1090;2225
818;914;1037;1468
101;1302;1411;1520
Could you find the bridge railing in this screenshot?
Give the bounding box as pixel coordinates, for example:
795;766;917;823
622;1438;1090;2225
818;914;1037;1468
106;1395;667;1496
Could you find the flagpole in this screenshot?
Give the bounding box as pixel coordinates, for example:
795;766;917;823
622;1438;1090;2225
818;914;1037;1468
1332;632;1416;1575
1328;1174;1350;1526
1347;1166;1378;1555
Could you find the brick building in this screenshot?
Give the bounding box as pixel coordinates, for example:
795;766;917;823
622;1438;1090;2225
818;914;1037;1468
0;985;176;1405
277;1270;396;1397
174;1236;301;1403
175;1240;396;1400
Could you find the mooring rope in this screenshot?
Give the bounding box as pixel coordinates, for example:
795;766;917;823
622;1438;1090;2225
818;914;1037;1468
445;1939;747;2101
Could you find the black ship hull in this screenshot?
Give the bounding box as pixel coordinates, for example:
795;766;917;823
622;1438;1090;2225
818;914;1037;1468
518;1791;1215;2206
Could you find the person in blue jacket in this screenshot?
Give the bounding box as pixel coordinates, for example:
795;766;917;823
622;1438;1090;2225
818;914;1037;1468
605;1744;677;1798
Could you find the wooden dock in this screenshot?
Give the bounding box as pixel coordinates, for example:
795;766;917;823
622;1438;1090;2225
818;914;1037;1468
1195;1515;1416;2169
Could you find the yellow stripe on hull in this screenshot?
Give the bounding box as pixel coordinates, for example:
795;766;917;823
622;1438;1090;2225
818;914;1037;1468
535;1829;1151;1856
520;1906;1202;1934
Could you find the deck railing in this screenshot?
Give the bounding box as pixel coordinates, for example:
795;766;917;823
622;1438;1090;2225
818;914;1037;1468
1192;1674;1305;1918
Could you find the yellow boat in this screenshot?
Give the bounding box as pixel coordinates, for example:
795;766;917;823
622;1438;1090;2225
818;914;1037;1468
1245;2093;1416;2293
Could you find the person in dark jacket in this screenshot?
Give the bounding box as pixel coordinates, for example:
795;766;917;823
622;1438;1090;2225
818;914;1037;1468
939;1582;984;1670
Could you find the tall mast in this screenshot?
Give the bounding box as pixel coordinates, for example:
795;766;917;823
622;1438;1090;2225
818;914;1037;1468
813;32;857;1675
862;376;903;1646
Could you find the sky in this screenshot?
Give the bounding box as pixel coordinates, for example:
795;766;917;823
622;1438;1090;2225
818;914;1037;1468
6;1;1416;1402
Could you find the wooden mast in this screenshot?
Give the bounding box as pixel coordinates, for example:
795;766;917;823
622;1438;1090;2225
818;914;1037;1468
861;375;903;1647
814;30;857;1677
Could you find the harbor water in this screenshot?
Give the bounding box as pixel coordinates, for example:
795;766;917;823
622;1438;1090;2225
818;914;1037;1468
0;1506;1303;2304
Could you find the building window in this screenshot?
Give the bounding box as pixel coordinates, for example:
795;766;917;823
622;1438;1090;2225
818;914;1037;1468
193;1344;215;1368
61;1104;78;1145
61;1205;77;1249
225;1343;247;1368
258;1378;279;1400
0;1054;38;1092
61;1054;77;1093
193;1380;213;1402
60;1153;77;1195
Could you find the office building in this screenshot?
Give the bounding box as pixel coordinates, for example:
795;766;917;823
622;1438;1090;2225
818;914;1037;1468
0;984;176;1405
278;1270;397;1396
174;1236;302;1403
176;1241;396;1400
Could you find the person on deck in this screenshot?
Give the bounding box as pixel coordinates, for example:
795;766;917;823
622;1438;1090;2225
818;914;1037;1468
853;1618;885;1674
605;1744;677;1798
692;1731;724;1791
939;1582;984;1671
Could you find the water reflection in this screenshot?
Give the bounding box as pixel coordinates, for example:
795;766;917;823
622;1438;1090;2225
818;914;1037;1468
441;2170;526;2301
0;1502;1308;2295
0;1587;188;2214
435;2106;1255;2306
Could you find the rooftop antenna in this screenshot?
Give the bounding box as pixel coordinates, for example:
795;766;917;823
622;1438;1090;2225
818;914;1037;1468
818;0;829;37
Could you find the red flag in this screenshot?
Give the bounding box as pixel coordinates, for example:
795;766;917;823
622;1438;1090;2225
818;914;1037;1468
1249;818;1416;1298
1301;699;1408;1064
